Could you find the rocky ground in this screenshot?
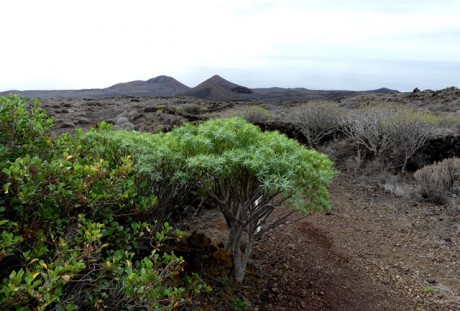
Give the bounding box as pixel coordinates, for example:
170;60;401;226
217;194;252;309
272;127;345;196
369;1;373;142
31;94;459;310
184;173;459;311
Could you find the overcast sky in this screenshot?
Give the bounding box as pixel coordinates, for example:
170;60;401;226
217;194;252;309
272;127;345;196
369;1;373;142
1;0;459;91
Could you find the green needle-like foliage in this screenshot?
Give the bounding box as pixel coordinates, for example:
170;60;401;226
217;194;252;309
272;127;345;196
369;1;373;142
82;117;335;283
168;118;335;282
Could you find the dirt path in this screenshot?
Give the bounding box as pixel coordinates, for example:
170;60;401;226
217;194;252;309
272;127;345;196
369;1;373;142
242;174;459;310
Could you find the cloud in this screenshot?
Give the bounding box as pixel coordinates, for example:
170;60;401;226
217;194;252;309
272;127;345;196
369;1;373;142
0;0;459;90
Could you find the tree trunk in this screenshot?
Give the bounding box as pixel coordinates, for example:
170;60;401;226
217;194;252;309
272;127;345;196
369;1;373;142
224;223;238;253
227;221;257;283
235;238;255;283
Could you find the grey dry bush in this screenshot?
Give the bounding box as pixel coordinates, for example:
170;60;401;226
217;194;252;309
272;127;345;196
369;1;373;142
377;171;415;197
342;103;437;171
289;101;344;147
414;157;460;205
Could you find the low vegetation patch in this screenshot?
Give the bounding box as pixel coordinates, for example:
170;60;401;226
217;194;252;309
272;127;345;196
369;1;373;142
217;105;273;124
86;117;335;283
414;157;460;205
288;101;344;147
342;103;454;171
1;95;335;309
0;95;209;310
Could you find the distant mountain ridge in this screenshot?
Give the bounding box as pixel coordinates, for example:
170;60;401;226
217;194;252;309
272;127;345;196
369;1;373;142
1;74;403;102
0;75;189;98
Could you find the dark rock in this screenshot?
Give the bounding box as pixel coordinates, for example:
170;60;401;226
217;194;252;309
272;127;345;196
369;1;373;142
76;118;90;125
57;122;75;128
426;278;437;284
415;135;460;167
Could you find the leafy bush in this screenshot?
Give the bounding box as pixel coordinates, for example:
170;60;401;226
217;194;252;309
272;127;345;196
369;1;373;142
0;94;54;162
0;95;208;310
414;157;460;205
0;217;204;310
289;101;344;147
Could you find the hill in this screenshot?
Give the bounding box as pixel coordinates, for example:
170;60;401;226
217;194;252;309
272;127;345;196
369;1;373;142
366;87;400;94
0;75;190;99
182;75;253;100
107;75;189;96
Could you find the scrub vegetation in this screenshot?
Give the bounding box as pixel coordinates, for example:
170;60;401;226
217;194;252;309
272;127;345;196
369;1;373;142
0;95;334;308
0;95;209;310
1;85;460;309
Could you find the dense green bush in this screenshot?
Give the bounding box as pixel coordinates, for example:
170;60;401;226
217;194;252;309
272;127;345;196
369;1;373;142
0;94;54;162
81;125;197;232
0;95;208;310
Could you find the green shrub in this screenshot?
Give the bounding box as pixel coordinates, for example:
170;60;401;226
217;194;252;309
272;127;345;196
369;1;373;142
81;127;197;231
2;130;157;229
219;105;273;124
86;117;335;283
414;157;460;205
230;296;250;311
0;95;209;310
0;94;54;162
0;216;207;310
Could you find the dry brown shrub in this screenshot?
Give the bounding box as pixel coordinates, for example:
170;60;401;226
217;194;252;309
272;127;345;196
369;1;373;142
289;101;344;147
414;157;460;204
377;171;416;198
343;103;438;171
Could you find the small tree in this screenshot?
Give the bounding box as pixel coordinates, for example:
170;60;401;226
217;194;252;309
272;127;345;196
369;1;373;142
171;118;335;282
289;101;344;147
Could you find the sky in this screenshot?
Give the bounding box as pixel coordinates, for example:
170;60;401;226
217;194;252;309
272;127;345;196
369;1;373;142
1;0;459;92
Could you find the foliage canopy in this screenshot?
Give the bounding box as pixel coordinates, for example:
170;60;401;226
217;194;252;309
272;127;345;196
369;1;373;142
0;95;208;310
88;117;335;282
